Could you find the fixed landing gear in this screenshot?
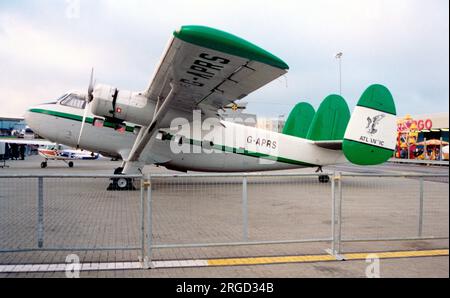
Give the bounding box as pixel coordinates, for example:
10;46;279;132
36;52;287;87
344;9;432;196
316;166;330;183
318;175;330;183
40;160;74;168
107;167;136;191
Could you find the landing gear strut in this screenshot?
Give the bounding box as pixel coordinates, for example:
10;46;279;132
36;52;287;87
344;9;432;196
107;167;136;191
316;166;330;183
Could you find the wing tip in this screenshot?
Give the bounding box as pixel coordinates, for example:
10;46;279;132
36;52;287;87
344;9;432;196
174;25;289;70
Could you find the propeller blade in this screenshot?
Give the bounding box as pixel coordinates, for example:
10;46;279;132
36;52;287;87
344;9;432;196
77;68;95;149
87;67;94;102
76;103;89;149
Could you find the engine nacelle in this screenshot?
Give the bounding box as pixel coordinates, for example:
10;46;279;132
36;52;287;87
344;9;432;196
90;84;155;126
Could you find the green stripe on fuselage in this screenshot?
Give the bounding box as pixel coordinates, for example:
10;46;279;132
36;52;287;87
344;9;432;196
29;109;136;132
172;134;317;167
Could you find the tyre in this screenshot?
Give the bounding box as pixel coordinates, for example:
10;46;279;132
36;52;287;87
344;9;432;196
319;175;330;183
107;177;135;191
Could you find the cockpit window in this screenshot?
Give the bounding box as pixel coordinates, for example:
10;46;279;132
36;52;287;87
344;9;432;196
56;94;69;102
60;94;86;109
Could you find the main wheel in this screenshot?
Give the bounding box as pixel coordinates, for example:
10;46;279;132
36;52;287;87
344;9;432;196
107;177;135;191
318;175;330;183
116;177;129;189
40;162;47;169
68;161;74;168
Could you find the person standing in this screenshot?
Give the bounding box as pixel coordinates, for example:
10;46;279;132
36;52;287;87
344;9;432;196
10;143;18;160
19;144;26;160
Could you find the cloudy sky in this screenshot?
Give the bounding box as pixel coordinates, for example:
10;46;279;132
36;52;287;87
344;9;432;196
0;0;448;118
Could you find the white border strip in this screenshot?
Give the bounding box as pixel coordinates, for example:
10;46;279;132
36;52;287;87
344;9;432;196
0;260;210;273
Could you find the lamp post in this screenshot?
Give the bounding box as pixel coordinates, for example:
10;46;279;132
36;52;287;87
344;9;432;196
335;52;343;95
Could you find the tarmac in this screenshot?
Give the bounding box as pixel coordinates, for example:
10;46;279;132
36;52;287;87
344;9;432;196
0;155;448;278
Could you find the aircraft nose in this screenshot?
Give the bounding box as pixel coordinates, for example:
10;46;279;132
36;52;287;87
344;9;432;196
24;107;40;133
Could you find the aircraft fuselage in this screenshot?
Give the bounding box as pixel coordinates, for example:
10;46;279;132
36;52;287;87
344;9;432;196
25;101;346;174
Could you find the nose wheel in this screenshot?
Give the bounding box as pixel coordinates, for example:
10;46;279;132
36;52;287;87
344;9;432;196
40;161;48;169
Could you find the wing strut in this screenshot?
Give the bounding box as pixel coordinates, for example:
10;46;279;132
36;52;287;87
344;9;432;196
125;84;177;165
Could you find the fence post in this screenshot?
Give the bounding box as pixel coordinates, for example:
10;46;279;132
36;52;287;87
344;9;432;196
418;177;424;237
37;177;44;249
146;174;153;269
328;172;344;260
140;177;145;263
331;172;336;254
242;176;249;242
337;172;343;254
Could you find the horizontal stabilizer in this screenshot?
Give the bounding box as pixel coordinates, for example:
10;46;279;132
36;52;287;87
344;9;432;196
312;140;343;150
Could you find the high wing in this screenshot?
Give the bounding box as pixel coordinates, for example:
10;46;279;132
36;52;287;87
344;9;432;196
125;25;289;165
0;139;55;146
144;25;289;123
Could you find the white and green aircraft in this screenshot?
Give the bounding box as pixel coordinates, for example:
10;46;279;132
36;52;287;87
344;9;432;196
24;26;397;190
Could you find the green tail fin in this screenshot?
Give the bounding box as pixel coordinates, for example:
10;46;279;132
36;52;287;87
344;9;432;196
306;94;350;141
343;84;397;165
282;102;315;138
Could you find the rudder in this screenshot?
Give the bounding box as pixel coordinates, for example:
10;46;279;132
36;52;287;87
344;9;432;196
343;84;397;165
283;102;315;138
306;94;351;141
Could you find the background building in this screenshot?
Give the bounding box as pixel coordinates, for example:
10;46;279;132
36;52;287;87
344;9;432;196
396;112;449;160
255;116;286;133
0;117;26;137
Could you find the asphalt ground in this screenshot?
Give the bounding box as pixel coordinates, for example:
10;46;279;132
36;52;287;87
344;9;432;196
0;156;448;278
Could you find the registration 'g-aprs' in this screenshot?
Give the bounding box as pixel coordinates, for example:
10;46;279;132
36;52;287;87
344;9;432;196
25;26;397;190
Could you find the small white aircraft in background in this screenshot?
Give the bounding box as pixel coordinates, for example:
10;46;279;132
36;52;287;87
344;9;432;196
0;139;100;168
22;25;397;190
37;144;100;168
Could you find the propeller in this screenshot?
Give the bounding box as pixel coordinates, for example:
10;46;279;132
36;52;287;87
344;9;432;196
76;68;95;149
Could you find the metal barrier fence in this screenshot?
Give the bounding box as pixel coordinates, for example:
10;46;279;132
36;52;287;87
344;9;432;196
335;173;449;254
143;172;448;264
0;174;143;255
0;172;448;265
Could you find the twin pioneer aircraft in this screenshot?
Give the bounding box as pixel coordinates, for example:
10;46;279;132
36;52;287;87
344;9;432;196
23;25;397;190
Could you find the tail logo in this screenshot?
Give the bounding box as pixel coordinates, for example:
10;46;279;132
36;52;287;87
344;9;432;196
366;114;385;135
